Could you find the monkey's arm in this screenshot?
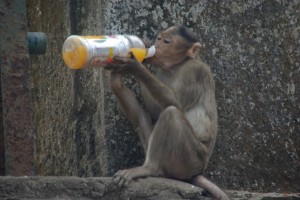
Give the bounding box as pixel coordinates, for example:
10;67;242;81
106;56;180;110
176;60;218;142
134;68;180;109
109;72;153;151
176;60;215;112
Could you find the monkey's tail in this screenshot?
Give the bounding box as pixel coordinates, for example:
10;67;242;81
191;175;230;200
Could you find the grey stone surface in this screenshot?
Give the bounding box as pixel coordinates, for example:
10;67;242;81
26;0;299;193
0;176;208;200
0;176;299;200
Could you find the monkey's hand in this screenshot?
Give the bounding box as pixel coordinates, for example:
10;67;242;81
105;52;142;74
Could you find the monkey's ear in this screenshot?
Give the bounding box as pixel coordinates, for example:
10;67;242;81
187;42;201;58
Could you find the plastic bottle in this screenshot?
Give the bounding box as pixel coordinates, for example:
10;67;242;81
62;35;155;69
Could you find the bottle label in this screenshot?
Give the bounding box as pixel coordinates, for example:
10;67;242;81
83;36;123;67
89;47;115;66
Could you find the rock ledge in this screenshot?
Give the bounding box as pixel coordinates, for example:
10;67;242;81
0;176;299;200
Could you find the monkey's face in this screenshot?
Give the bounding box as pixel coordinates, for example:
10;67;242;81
151;28;190;69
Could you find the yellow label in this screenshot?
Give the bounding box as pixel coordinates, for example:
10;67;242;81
108;47;114;58
83;36;107;39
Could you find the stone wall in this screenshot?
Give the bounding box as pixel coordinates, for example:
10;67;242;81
1;0;35;176
26;0;299;193
27;0;108;177
0;67;4;176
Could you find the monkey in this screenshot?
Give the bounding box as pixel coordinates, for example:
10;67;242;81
105;25;229;200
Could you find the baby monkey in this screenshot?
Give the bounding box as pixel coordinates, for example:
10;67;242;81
106;25;229;200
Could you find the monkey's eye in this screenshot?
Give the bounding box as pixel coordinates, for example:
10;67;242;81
157;36;162;41
164;39;171;44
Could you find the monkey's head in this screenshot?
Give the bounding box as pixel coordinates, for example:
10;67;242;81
151;25;201;69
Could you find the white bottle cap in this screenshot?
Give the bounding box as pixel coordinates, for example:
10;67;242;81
145;45;156;58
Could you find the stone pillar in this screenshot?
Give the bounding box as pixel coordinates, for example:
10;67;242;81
0;0;35;175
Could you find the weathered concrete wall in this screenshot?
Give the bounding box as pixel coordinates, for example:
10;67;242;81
28;0;75;175
102;0;300;192
26;0;299;193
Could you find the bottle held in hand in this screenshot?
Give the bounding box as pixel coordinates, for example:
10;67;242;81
62;35;155;69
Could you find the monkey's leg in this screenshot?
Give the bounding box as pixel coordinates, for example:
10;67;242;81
114;106;206;186
192;175;229;200
110;72;153;152
144;106;206;179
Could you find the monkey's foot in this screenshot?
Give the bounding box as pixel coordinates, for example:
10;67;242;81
113;166;152;187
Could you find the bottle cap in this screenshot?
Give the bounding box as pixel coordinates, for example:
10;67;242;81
62;36;88;69
146;46;156;58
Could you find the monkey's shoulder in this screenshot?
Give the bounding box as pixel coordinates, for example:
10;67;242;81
180;58;210;70
178;59;213;81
